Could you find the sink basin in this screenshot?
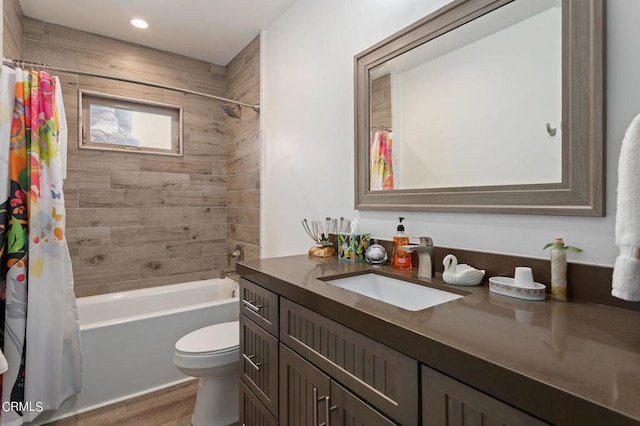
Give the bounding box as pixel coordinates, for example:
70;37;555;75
324;273;463;311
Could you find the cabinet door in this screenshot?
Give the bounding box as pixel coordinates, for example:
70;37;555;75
280;344;331;426
240;380;278;426
330;380;398;426
280;298;418;425
422;365;549;426
240;314;279;417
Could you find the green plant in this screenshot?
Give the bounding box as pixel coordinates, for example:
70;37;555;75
542;238;583;253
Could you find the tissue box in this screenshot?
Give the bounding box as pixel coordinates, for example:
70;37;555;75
338;233;370;262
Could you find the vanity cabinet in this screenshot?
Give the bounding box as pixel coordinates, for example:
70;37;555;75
422;365;549;426
239;277;418;425
280;344;397;425
279;343;331;425
279;298;418;425
239;278;280;420
240;276;546;426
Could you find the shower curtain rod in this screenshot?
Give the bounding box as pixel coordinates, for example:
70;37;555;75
2;57;260;112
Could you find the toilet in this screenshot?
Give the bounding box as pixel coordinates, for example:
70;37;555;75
174;321;240;426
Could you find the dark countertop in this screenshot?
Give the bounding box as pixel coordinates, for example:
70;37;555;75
238;254;640;426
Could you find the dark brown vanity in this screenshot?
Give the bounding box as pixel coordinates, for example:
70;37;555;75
237;255;640;426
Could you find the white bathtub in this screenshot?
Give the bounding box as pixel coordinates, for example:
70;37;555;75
30;278;239;425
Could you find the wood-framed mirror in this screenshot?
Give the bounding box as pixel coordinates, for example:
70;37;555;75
354;0;604;216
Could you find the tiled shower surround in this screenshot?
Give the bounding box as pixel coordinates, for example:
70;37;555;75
3;8;261;297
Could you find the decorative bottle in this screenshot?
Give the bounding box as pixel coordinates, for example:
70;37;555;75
392;217;411;269
544;237;582;302
550;238;568;301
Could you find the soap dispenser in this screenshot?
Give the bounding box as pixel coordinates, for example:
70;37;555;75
392;217;412;269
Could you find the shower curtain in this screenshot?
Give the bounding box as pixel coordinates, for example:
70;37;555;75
0;66;82;425
370;130;394;190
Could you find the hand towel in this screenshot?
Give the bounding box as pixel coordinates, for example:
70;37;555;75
612;114;640;301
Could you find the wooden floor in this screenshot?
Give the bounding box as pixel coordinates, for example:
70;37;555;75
45;380;198;426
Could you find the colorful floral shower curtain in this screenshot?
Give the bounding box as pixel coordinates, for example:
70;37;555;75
370;130;394;190
0;66;82;426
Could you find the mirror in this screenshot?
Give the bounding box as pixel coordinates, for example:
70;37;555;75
355;0;604;216
79;90;183;156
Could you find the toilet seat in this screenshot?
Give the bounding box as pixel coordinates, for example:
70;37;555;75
176;321;239;355
174;321;239;370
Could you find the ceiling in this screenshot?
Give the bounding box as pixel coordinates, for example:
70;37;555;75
19;0;296;65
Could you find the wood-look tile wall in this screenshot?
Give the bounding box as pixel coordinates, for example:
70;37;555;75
22;18;237;297
371;74;392;130
2;0;23;59
226;36;261;267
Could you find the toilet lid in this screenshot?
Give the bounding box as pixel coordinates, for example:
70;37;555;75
175;321;239;355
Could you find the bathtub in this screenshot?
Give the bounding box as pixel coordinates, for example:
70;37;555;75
31;278;239;425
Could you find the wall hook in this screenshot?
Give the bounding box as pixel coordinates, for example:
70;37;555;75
546;122;557;137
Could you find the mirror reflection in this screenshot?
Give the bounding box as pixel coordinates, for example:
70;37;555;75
369;0;561;191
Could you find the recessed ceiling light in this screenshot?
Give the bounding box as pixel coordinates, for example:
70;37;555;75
130;18;149;29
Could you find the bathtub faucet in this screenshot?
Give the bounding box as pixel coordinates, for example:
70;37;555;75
228;244;244;262
219;245;245;279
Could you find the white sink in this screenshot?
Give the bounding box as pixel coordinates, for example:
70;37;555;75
324;273;463;311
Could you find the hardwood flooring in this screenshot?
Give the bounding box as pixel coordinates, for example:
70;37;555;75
45;379;198;426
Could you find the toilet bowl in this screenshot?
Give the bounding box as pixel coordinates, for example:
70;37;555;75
174;321;239;426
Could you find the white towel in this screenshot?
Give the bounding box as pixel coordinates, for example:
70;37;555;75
54;76;68;180
612;114;640;301
0;348;7;374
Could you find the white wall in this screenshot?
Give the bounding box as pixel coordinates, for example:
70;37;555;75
262;0;640;267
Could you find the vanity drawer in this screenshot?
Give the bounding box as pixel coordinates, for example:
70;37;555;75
239;380;278;426
240;314;279;418
280;298;419;426
240;278;279;337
